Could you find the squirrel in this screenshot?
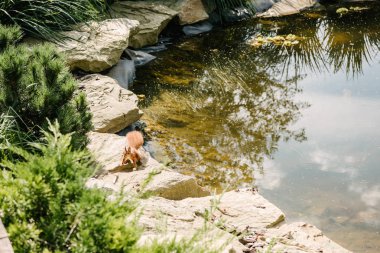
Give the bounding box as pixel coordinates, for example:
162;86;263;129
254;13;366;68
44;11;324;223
121;130;144;169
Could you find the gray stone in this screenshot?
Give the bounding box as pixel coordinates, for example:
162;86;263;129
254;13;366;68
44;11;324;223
86;132;210;200
125;49;156;67
182;21;213;36
111;1;177;48
79;74;142;133
56;18;139;72
251;0;276;12
106;59;136;89
258;0;316;17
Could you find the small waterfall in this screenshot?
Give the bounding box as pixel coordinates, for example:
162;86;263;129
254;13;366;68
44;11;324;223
107;49;156;89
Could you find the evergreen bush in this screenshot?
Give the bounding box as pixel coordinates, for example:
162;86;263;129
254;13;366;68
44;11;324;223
0;25;92;149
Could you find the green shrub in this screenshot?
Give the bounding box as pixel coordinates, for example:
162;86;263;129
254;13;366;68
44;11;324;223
0;122;140;252
0;0;110;40
0;28;92;149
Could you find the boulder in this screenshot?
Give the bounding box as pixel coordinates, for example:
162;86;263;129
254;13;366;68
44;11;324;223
56;18;139;72
258;0;316;17
111;1;177;48
134;190;351;253
133;189;285;252
175;0;209;25
182;21;213;36
86;132;210;200
125;49;156;67
262;222;352;253
79;75;143;133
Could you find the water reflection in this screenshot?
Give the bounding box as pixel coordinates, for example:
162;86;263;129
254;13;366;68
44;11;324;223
141;57;307;188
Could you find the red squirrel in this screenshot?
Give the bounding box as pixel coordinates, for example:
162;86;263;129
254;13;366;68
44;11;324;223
121;131;144;169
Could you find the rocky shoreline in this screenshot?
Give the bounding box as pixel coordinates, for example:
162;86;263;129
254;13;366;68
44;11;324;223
1;0;352;252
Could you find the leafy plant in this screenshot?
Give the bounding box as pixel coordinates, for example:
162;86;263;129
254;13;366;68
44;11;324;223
0;26;92;149
0;0;110;40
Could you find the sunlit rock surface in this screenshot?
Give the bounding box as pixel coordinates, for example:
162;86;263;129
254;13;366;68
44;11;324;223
258;0;317;17
111;1;177;48
56;18;139;72
134;189;284;252
86;132;210;200
134;189;351;252
175;0;209;25
263;222;352;253
79;74;142;133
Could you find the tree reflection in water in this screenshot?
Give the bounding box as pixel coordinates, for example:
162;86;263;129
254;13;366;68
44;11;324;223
141;56;308;189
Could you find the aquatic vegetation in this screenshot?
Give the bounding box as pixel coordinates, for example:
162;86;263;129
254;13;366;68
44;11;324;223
336;7;349;16
336;6;370;17
248;34;305;48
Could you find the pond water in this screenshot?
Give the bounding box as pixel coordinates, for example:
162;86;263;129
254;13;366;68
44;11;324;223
131;2;380;252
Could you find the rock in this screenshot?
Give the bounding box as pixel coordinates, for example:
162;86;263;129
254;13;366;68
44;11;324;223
111;1;177;48
222;7;251;23
79;74;143;133
264;222;352;253
140;44;168;53
136;197;247;253
56;18;139;72
183;189;286;232
182;21;213;36
258;0;317;17
0;220;13;253
125;49;156;67
86;132;210;200
132;190;351;253
175;0;209;25
251;0;276;13
133;189;285;251
106;59;136;89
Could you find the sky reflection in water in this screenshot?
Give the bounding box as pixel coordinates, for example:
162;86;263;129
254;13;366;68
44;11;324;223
132;2;380;252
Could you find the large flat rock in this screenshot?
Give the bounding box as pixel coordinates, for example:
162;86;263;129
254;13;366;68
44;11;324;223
261;222;352;253
57;18;139;72
111;1;177;48
79;74;143;133
134;189;284;252
135;190;351;252
258;0;316;17
86;132;210;200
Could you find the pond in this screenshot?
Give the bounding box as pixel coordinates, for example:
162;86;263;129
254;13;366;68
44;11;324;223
131;2;380;252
